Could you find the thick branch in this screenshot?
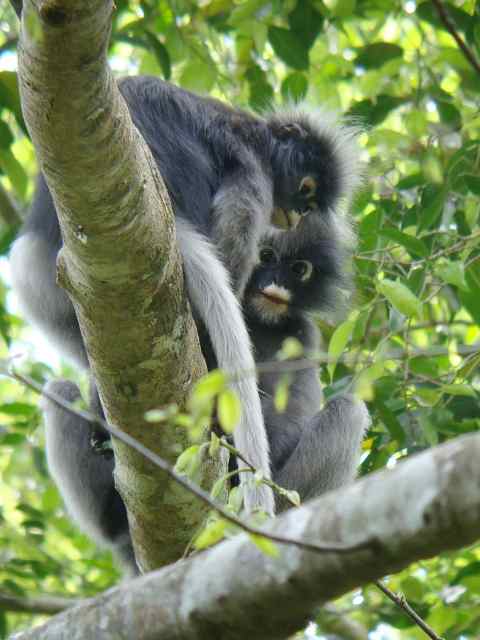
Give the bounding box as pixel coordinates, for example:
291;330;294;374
16;0;221;570
14;431;480;640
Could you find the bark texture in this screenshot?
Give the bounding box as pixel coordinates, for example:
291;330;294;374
15;431;480;640
16;0;224;571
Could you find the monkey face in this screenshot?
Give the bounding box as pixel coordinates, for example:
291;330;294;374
244;243;334;326
269;116;345;229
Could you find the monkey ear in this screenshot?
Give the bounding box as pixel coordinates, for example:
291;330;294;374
272;122;308;140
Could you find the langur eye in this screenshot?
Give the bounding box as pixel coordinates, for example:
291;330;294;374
291;260;313;282
299;176;317;198
259;247;279;265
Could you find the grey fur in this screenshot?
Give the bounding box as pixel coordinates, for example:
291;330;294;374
10;233;87;367
175;219;274;512
41;379;137;573
210;158;273;296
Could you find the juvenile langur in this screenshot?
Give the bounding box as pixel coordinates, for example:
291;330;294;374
244;230;369;504
10;77;360;548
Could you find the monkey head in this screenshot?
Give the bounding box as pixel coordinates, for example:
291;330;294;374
244;239;342;326
266;108;361;231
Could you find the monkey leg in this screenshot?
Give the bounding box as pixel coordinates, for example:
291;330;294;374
273;395;370;510
41;379;136;573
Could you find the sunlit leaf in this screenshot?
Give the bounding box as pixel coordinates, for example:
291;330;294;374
377;279;422;317
327;310;359;380
217;389;241;433
194;519;227;550
249;533;280;557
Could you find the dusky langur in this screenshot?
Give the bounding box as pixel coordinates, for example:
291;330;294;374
244;228;369;506
10;76;361;553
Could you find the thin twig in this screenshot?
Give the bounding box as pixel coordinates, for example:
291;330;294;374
376;580;444;640
218;438;299;506
0;591;78;615
9;368;376;557
431;0;480;77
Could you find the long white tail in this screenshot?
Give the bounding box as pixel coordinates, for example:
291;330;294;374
175;218;275;515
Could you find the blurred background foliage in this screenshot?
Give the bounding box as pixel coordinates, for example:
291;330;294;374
0;0;480;638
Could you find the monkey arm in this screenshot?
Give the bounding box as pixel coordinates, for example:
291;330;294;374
210;154;273;297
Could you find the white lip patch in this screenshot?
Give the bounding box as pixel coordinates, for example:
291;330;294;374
250;284;291;324
261;284;291;303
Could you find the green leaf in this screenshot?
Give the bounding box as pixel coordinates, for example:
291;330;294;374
287;1;323;49
1;433;25;446
174;444;201;476
228;0;267;26
246;64;274;111
376;400;405;443
0;149;28;199
249;533;280;557
440;384;476;398
278;337;304;360
379;228;429;259
324;0;356;18
347;95;405;128
211;475;226;499
194;519;227;549
355;43;403;70
144;32;171;80
400;576;426;601
328;311;359;379
0;120;13;149
464;174;480;195
418;185;446;231
180;59;216;93
0;402;36;417
434;258;468;291
355;361;385;400
274;374;291;412
436;99;461;128
228;486;244;513
377;279;422;317
458;351;480;379
217;389;242;433
268;27;309;70
0;71;27;133
281;72;308;101
191;370;226;402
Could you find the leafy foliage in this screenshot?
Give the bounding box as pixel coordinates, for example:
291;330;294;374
1;0;480;637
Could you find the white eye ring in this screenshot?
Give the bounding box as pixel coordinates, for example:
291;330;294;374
291;260;313;282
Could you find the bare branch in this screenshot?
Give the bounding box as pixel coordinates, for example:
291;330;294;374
376;580;444;640
0;592;78;615
431;0;480;77
12;431;480;640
